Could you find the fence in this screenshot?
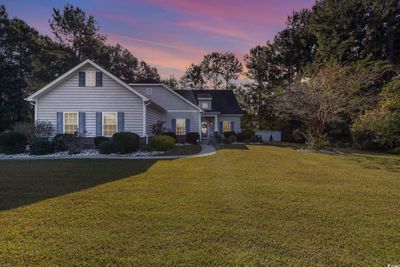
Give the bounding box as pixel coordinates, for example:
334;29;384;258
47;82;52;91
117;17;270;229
255;131;282;142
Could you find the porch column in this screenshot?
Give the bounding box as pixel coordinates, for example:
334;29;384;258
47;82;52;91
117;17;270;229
214;115;218;132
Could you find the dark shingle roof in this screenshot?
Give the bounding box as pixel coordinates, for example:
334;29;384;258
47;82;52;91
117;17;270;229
175;90;242;114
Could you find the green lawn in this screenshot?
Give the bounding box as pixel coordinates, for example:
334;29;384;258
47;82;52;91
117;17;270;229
1;145;399;266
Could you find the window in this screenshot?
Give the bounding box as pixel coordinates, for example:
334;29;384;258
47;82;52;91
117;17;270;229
223;121;231;132
146;88;152;95
176;119;186;135
64;112;78;134
86;71;96;87
201;101;209;109
103;112;117;137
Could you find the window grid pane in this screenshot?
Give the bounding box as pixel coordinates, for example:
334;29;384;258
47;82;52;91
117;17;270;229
176;119;186;135
103;112;117;137
64;112;78;134
86;71;96;87
223;121;231;132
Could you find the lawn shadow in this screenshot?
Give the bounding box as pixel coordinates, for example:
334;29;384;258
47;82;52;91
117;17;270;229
345;154;400;173
218;144;249;150
0;159;157;211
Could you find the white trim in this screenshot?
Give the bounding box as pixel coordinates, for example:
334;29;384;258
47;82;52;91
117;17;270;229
26;59;149;102
34;100;38;124
198;112;201;137
102;112;118;137
142;102;146;137
130;84;203;111
63;112;79;134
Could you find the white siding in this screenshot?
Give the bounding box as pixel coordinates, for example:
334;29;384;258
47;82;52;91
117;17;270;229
146;106;165;136
165;111;200;133
133;85;198;111
218;115;242;133
36;65;144;137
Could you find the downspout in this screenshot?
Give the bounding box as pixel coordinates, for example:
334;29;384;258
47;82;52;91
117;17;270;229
143;100;150;144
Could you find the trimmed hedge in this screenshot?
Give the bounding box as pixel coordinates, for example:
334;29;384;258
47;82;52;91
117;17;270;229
236;131;255;142
112;132;140;153
186;132;200;144
99;141;115;154
0;131;27;154
223;131;236;138
29;139;54;155
94;136;109;149
53;134;74;151
150;135;175;151
161;131;176;142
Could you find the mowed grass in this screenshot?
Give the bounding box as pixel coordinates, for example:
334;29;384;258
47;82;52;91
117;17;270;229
0;145;400;266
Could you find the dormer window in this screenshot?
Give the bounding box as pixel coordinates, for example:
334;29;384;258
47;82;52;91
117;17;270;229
201;102;209;109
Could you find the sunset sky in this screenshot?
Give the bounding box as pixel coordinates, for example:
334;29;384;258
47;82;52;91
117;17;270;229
4;0;315;78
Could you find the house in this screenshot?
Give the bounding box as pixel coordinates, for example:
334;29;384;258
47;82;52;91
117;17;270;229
26;60;242;142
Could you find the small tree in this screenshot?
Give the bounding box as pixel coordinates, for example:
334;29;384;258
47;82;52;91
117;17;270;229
273;63;378;146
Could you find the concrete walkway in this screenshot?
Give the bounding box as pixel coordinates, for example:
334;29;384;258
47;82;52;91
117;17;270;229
0;144;217;160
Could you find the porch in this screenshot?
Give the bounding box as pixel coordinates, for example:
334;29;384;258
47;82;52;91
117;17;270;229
201;114;219;140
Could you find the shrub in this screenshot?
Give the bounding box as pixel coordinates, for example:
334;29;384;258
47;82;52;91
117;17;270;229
391;147;400;155
142;144;154;152
29;139;54;155
161;131;176;142
94;136;109;149
12;121;54;143
34;121;55;139
150;135;175;151
213;132;222;144
66;131;85;155
112;132;140;153
0;131;27;154
186;132;200;144
228;134;237;143
236;131;255;142
152;120;167;135
223;131;236;138
253;134;263;143
305;134;329;150
223;138;232;144
53;134;74;151
99;141;115;154
12;122;35;142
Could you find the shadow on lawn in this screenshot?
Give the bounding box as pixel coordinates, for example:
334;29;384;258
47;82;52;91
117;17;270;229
346;154;400;173
0;159;157;211
218;144;249;150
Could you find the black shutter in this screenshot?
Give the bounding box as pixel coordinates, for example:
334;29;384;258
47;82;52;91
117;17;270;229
96;72;102;87
79;72;85;87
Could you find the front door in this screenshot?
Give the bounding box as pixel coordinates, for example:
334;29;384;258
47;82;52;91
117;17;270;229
201;121;209;139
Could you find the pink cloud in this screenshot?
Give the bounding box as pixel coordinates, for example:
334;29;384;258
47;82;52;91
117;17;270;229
145;0;297;24
106;33;208;77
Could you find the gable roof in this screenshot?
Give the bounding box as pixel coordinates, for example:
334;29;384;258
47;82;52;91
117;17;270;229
175;90;242;114
26;59;148;102
130;83;203;111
